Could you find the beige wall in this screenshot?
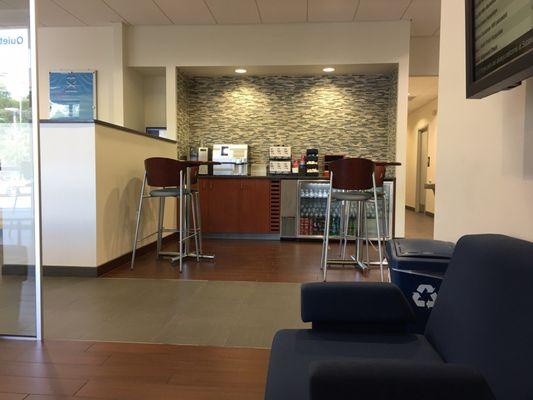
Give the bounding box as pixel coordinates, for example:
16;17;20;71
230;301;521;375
406;98;438;214
95;124;177;266
409;36;439;77
143;75;166;129
37;21;411;236
38;27;117;123
127;21;411;236
435;0;533;242
123;67;145;132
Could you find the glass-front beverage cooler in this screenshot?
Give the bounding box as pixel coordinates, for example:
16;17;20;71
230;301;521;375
296;180;394;240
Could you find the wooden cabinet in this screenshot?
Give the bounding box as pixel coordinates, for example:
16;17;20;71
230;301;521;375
198;178;274;234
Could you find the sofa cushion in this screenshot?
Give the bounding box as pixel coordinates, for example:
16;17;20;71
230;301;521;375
425;234;533;400
264;329;443;400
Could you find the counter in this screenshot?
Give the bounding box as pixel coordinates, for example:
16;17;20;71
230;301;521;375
197;175;396;239
40;120;177;276
198;174;329;180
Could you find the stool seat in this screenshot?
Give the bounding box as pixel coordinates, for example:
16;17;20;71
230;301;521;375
149;188;191;197
332;191;372;202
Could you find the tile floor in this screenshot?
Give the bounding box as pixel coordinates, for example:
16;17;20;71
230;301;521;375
12;278;306;348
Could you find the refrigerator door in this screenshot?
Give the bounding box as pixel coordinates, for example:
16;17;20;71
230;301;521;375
296;180;395;239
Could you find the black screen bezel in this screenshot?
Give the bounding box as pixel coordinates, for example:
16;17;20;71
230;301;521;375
466;0;533;99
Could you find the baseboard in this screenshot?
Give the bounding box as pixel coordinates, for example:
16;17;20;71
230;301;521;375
425;211;435;218
405;205;416;212
1;233;178;277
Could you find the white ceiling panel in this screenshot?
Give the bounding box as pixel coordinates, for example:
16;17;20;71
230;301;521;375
154;0;215;24
53;0;124;25
355;0;411;21
39;0;84;26
403;0;440;36
104;0;171;25
308;0;359;22
205;0;260;24
257;0;307;24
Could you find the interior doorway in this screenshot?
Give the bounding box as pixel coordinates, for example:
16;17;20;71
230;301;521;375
415;126;430;213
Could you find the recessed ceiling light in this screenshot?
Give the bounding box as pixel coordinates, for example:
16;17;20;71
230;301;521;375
323;67;335;73
235;68;247;74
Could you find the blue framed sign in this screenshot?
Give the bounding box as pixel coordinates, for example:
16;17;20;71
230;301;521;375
49;71;97;120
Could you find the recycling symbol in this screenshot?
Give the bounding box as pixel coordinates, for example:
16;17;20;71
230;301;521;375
412;284;437;309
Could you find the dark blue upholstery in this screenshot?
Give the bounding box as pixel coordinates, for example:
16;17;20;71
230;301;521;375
265;234;532;400
425;234;533;400
310;360;494;400
265;330;443;400
301;282;415;330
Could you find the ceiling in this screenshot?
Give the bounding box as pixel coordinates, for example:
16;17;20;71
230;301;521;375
178;64;397;77
0;0;441;37
408;76;438;113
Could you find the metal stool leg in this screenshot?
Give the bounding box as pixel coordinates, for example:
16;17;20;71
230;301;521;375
364;202;370;269
373;174;384;282
382;193;389;240
179;170;184;273
156;197;165;258
130;172;147;270
341;201;350;259
338;201;345;257
355;201;362;263
194;191;203;254
191;193;200;262
322;173;333;281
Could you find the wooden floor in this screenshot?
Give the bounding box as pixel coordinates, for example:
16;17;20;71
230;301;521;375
0;210;434;400
0;339;270;400
105;238;385;283
405;209;434;239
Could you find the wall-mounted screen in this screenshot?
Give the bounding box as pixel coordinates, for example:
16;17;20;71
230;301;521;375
49;71;96;120
466;0;533;99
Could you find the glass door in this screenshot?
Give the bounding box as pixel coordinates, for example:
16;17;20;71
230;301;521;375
0;0;42;338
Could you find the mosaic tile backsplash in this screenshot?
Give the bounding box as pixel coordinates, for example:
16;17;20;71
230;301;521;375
177;72;398;169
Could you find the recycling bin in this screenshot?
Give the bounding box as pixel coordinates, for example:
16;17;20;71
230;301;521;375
386;238;455;333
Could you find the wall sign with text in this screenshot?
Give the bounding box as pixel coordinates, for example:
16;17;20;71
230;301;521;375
49;71;97;120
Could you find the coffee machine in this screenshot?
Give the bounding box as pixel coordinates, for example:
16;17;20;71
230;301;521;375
212;144;249;175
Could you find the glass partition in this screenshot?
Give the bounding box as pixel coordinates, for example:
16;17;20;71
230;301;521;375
0;0;41;337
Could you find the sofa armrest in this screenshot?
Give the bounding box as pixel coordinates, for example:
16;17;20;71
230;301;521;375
310;360;495;400
301;283;414;331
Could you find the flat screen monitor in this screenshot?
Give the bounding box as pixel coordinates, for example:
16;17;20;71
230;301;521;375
146;127;167;137
466;0;533;99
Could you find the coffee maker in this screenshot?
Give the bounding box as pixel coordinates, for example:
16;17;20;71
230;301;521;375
212;144;249;176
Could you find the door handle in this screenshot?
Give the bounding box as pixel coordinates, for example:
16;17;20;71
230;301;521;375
427;157;431;167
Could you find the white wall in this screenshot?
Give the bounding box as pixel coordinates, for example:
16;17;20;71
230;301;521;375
435;0;533;242
40;123;97;267
38;27;117;123
127;21;411;236
406;98;438;213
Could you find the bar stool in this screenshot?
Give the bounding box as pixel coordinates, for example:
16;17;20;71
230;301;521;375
321;158;384;282
130;157;200;273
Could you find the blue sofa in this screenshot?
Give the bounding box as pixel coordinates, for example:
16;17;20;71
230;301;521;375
264;234;533;400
